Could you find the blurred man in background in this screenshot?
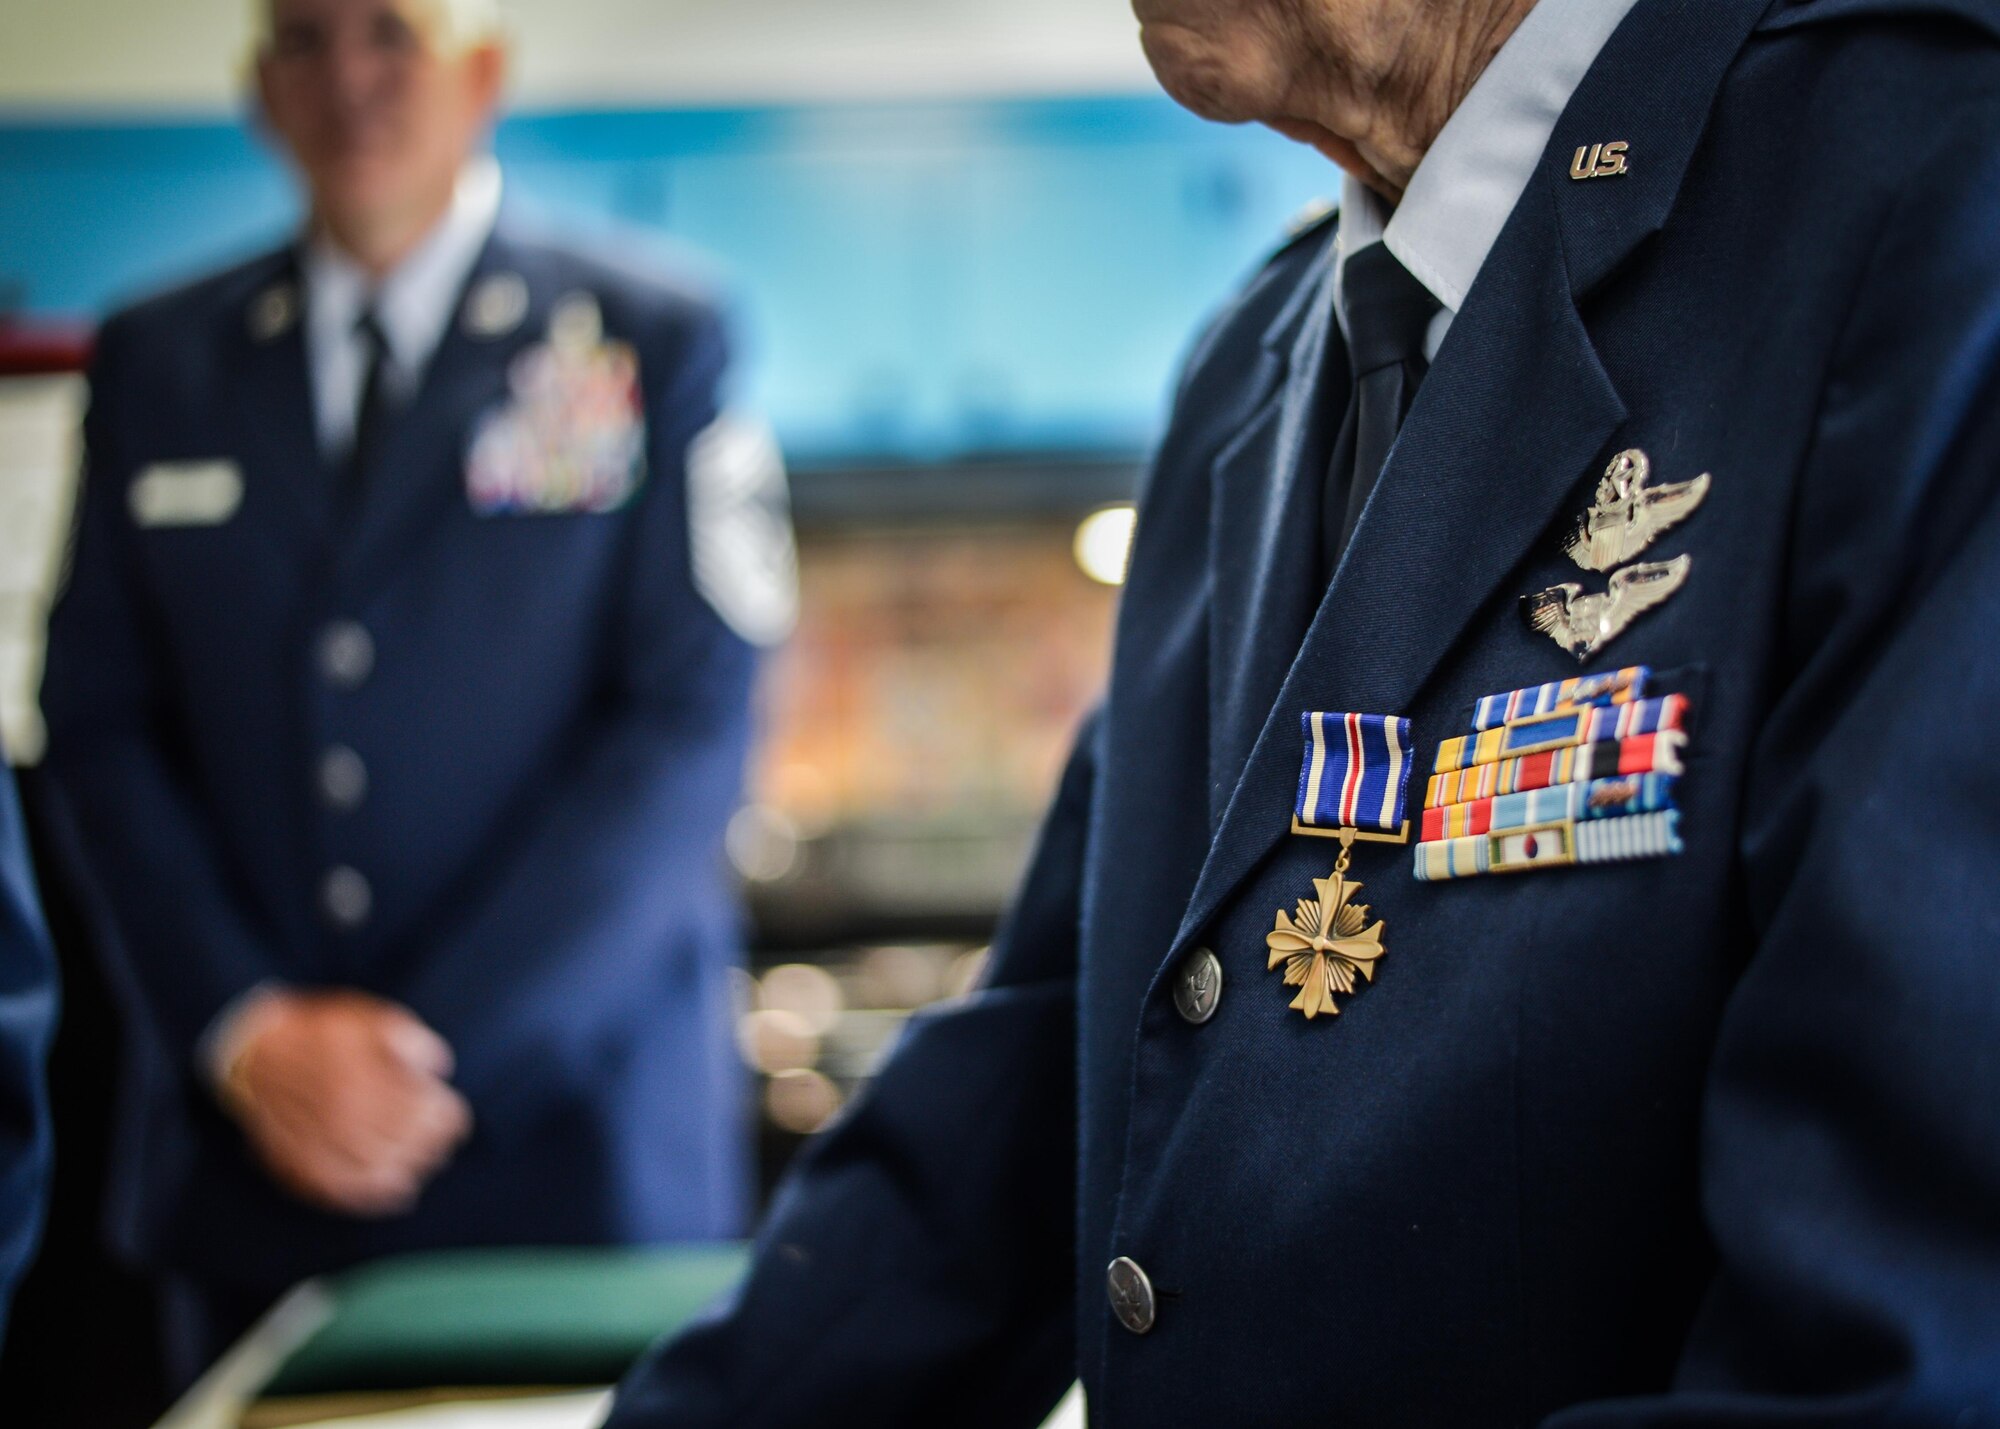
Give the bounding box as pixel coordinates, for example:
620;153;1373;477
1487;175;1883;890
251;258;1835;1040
39;0;794;1384
0;768;56;1349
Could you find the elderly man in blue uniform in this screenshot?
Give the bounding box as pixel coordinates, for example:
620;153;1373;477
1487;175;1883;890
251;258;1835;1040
0;769;56;1350
40;0;792;1381
611;0;2000;1424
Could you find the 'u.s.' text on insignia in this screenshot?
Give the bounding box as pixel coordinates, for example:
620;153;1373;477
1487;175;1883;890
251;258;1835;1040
1524;449;1707;662
463;272;529;338
1271;713;1412;1021
248;283;299;342
1570;142;1630;181
1415;669;1690;883
1565;450;1709;572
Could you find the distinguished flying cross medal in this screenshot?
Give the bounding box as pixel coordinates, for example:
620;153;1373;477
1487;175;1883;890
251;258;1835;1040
1524;450;1709;660
1269;713;1413;1020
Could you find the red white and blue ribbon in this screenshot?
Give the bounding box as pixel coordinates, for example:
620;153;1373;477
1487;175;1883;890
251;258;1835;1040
1295;712;1414;836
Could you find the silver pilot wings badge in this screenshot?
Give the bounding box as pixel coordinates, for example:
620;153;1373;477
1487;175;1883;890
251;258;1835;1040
1524;450;1709;661
1564;450;1710;572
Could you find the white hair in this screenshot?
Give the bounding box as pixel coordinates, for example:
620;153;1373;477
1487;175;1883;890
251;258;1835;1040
253;0;506;54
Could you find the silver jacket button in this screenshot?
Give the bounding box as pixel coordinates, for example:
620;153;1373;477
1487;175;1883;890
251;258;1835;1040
1172;946;1223;1025
317;745;368;811
317;621;376;690
321;865;373;930
1107;1256;1156;1335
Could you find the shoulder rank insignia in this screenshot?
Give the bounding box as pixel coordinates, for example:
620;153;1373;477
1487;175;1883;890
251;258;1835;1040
1272;713;1412;1020
1526;449;1708;662
1564;450;1709;572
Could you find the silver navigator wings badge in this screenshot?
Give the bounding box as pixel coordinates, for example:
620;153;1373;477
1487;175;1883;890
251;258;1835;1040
1524;556;1691;660
1564;450;1710;572
1524;450;1709;662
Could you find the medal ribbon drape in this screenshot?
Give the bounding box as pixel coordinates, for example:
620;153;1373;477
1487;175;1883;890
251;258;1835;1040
1294;711;1414;838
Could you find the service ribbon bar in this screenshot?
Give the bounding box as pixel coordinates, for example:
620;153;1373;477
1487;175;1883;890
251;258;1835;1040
1433;693;1687;776
1414;811;1684;882
1426;731;1687;812
1417;674;1692;884
1420;772;1678;843
1471;666;1648;732
1295;712;1414;837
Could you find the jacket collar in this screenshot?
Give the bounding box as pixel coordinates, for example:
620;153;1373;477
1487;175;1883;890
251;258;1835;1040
1554;0;1782;301
227;224;544;593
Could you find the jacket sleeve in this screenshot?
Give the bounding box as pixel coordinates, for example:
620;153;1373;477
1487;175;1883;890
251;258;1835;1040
1546;104;2000;1429
604;709;1098;1429
39;321;279;1068
0;770;57;1348
387;304;762;1104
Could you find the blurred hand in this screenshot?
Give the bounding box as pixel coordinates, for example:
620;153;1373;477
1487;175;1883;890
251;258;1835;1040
217;989;472;1217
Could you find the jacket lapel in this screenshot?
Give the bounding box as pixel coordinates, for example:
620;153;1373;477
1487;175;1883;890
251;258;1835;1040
337;232;534;594
1206;237;1348;829
227;252;331;549
1172;0;1776;959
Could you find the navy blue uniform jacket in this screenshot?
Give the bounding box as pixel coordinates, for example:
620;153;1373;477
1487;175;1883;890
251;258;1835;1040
0;770;55;1346
41;227;757;1294
614;2;2000;1424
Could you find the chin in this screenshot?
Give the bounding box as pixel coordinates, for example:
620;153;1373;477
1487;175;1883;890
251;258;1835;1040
313;161;413;229
1139;23;1272;125
1139;24;1253;123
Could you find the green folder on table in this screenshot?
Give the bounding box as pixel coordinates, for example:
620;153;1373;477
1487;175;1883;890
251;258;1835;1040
242;1244;748;1426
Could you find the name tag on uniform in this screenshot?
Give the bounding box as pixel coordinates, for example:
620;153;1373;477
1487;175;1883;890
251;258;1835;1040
128;460;244;528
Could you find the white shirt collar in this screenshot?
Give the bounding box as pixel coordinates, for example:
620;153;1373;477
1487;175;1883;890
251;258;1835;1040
1335;0;1641;357
303;156;503;456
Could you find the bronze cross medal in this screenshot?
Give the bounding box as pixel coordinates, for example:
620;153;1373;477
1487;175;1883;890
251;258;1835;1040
1273;712;1415;1020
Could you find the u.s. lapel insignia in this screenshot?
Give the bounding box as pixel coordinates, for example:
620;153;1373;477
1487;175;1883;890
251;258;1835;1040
1569;141;1630;181
1270;712;1412;1020
247;282;299;343
464;273;529;338
1565;450;1709;572
1525;449;1707;662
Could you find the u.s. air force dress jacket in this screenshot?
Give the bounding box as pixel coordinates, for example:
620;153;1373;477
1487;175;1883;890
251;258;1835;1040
41;227;778;1296
613;0;2000;1424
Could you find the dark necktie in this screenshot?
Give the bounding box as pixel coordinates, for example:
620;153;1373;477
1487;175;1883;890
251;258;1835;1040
345;308;392;505
1322;241;1442;579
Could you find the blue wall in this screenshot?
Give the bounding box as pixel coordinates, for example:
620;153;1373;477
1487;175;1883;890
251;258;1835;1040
0;98;1333;465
